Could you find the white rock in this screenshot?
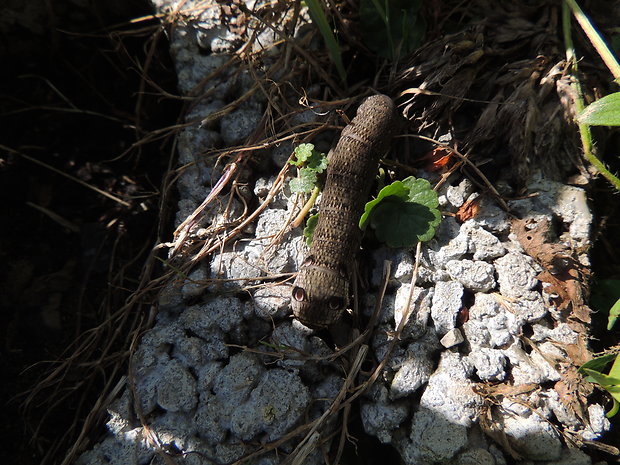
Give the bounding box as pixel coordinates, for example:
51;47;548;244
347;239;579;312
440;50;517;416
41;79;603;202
431;281;464;336
494;252;539;299
502;400;562;461
468;348;506;381
440;328;464;348
445;259;496;292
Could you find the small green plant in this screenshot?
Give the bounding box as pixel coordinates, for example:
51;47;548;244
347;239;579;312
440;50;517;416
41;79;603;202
288;143;328;194
360;176;441;248
563;0;620;191
304;0;347;83
580;278;620;417
579;353;620;418
590;278;620;330
608;298;620;331
360;0;425;59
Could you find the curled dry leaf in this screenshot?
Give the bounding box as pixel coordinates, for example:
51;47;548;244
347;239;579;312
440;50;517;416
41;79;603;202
419;147;453;172
455;195;482;222
512;218;591;325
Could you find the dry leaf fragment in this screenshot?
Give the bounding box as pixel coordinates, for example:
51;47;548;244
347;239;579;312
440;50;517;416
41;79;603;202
455;196;482;222
419;147;453;172
512;218;591;324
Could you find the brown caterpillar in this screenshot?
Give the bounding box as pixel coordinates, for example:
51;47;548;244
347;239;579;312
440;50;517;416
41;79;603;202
291;94;396;328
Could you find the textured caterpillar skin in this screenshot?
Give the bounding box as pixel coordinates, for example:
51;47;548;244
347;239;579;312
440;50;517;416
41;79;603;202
291;95;396;328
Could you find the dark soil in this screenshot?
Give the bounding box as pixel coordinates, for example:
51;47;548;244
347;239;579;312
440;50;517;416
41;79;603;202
0;1;180;463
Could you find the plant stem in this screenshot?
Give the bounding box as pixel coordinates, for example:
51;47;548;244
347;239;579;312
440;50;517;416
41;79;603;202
562;2;620;191
292;186;321;228
564;0;620;82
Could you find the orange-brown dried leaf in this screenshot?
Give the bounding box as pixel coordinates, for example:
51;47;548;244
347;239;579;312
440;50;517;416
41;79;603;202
513;218;590;324
455;196;481;222
419;147;453;172
554;365;591;424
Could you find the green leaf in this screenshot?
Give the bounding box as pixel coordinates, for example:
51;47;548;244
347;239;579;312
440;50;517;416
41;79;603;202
290;143;315;165
402;177;439;207
360;176;441;248
305;151;328;174
580;353;620;418
607;399;620;418
577;92;620;126
589;278;620;330
289;144;327;193
581;368;620;387
608;297;620;330
290;168;317;193
580;353;619;374
303;213;319;246
370;199;441;247
609;352;620;379
359;180;409;229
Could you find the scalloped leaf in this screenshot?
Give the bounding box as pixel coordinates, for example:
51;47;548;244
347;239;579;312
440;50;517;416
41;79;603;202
289;168;317;193
402;176;439;207
369;199;441;247
361;176;441;248
289;144;327;194
359;180;409;229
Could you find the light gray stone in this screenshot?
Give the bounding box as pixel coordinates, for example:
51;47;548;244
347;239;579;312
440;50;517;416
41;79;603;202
400;408;469;464
180;266;208;298
464;222;506;260
544;448;592;465
229;369;311;441
419;351;481;426
180;297;246;334
213;352;265;411
502;400;562;461
394;284;432;338
195;393;227;444
505;341;560;384
440;328;464;348
255;208;290;238
446;178;474;208
220;104;263;145
530;321;579;344
253;285;291;320
76;432;152;465
361;398;409;443
454;448;496;465
462;293;517;349
446;259;496;292
468;348;506;381
474;197;510;233
584;404;611;440
431;280;463;336
429;217;468;263
214;442;248;465
156;359;198;412
209;243;266;287
390;334;438;399
494;252;539;299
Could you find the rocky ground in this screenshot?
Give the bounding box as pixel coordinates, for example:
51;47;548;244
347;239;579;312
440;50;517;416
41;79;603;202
77;1;612;465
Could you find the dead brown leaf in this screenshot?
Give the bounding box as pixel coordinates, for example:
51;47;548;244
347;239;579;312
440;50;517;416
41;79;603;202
418;146;453;172
554;365;592;424
512;218;590;324
455;196;482;222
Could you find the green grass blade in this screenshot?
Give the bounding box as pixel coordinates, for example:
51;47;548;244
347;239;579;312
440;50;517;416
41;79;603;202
304;0;347;84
